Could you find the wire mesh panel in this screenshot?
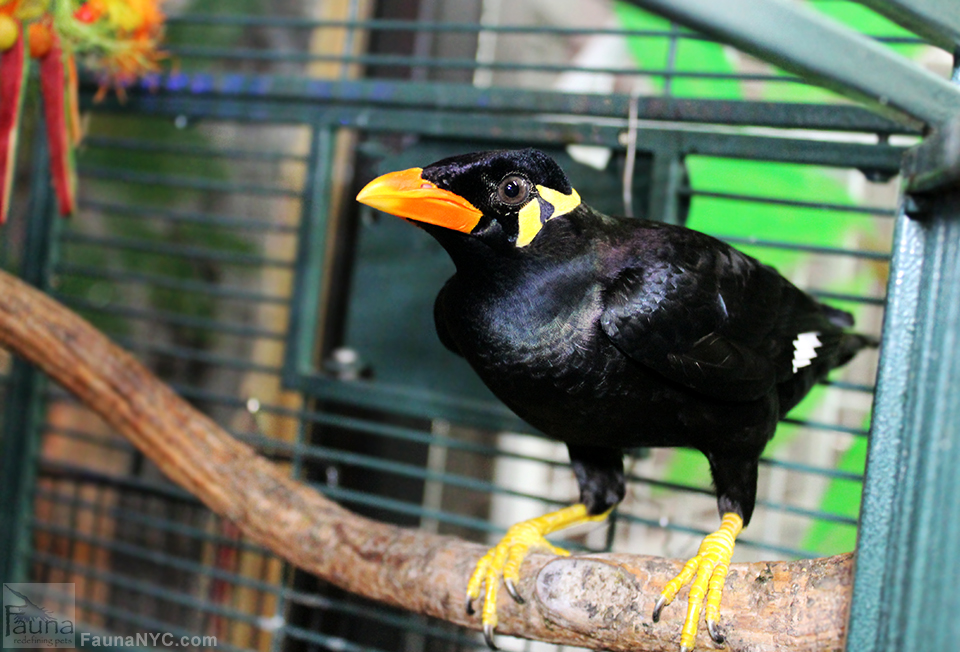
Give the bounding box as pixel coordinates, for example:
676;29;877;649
2;1;955;652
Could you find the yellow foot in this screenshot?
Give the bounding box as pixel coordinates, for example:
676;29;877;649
653;512;743;652
466;503;609;649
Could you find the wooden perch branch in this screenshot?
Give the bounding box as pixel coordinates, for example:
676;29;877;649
0;268;852;651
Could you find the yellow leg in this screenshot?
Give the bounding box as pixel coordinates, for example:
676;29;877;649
653;512;743;652
466;503;610;649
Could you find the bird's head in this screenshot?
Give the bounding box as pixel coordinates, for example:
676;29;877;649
357;149;582;249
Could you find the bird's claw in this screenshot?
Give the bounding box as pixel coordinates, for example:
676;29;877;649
465;508;590;650
706;618;725;644
653;513;742;651
652;594;667;622
504;577;524;604
483;623;498;650
466;576;524;648
465;531;567;650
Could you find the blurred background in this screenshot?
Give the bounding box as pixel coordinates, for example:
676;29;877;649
0;1;952;651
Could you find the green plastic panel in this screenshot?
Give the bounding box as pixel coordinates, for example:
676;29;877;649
625;0;960;127
857;0;960;51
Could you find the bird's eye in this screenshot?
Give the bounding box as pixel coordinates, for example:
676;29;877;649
497;176;531;206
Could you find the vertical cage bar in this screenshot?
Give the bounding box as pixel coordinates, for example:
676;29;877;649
646;141;686;225
283;125;334;388
0;127;60;582
848;116;960;651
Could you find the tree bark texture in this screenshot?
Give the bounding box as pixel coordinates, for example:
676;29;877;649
0;269;853;651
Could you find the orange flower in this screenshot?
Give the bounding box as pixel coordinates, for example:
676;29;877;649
27;19;51;58
0;1;20;19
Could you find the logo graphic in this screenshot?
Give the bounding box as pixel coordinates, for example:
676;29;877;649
2;583;75;648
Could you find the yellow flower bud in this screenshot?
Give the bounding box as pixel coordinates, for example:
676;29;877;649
0;14;19;51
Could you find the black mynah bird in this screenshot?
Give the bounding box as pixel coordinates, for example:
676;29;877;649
357;148;875;651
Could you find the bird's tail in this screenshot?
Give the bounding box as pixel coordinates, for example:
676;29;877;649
837;331;879;367
820;303;854;328
818;302;879;365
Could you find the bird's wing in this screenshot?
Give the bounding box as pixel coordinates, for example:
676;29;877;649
599;240;783;402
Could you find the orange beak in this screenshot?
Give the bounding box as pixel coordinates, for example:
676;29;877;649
356;168;482;234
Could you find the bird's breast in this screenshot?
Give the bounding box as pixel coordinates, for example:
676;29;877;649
438;266;646;437
465;283;605;381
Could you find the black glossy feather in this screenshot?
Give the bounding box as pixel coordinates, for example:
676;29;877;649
412;149;874;526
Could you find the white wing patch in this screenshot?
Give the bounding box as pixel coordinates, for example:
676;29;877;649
792;331;822;373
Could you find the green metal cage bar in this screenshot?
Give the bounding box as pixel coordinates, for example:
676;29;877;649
848;112;960;652
0;128;60;585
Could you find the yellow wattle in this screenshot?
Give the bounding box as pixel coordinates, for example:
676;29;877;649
515;185;581;248
538;185;581;217
516;200;542;247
